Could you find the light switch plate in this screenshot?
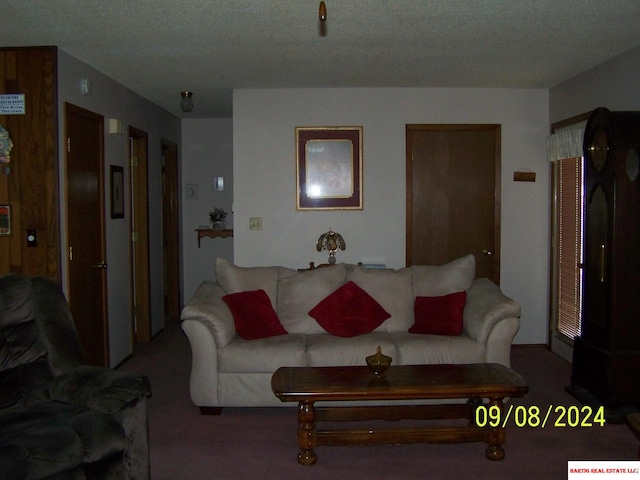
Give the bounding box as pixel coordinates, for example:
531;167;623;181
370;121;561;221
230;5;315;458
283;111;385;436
185;183;198;199
249;217;263;230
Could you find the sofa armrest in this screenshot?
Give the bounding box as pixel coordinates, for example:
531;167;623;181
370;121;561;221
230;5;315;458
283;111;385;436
463;278;521;345
180;282;234;409
181;318;221;407
180;281;236;349
49;366;151;415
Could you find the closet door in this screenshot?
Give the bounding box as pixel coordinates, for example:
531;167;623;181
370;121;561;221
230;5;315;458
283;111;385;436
406;124;501;283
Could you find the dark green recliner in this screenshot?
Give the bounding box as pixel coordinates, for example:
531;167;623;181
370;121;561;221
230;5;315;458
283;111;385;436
0;274;152;480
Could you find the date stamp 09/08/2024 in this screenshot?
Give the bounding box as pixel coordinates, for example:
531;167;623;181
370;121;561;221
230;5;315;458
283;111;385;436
475;404;640;478
474;404;606;429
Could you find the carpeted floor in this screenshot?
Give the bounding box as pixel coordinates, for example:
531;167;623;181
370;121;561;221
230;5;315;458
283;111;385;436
120;320;639;480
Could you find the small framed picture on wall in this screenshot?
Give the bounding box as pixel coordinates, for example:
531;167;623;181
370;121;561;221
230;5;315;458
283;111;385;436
110;165;125;219
0;204;11;236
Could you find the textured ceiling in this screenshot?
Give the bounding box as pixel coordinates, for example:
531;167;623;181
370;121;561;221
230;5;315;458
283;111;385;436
3;0;640;118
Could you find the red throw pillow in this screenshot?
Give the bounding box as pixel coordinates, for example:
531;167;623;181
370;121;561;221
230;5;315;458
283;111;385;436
309;281;391;337
409;291;467;336
222;289;287;340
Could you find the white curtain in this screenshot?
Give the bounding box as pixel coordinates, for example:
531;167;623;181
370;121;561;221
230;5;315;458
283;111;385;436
547;128;583;162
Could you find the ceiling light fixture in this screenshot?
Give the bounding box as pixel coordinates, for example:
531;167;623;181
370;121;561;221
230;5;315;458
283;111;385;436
180;91;194;112
319;1;327;22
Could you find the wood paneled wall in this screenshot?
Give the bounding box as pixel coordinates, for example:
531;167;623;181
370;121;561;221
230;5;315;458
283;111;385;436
0;47;60;280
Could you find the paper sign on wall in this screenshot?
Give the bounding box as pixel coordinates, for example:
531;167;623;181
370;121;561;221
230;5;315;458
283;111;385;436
0;94;26;115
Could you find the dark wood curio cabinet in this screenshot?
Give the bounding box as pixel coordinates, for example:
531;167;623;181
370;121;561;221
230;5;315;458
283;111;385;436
570;107;640;407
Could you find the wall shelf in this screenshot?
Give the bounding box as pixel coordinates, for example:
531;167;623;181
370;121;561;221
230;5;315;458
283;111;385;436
196;228;233;247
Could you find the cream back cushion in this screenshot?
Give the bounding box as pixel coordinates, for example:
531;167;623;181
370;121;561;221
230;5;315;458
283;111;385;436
277;264;347;334
410;254;476;297
346;266;413;333
215;258;281;307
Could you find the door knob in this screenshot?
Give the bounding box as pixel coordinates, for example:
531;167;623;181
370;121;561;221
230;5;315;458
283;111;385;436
483;250;493;256
91;263;108;269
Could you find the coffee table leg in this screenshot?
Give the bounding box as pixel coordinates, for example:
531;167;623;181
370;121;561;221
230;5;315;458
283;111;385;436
485;397;506;461
297;401;317;465
467;396;483;424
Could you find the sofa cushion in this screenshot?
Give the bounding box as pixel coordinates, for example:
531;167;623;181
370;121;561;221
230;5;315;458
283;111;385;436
409;291;467;336
306;332;397;367
218;334;307;373
222;290;287;340
309;281;390;337
277;264;347;334
346;266;413;333
410;254;475;297
215;258;281;307
391;332;485;365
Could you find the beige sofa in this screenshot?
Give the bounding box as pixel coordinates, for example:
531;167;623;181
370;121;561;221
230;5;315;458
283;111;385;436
181;255;521;412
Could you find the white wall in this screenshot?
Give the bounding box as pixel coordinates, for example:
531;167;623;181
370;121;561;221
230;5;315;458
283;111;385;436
57;49;181;366
233;87;550;344
550;45;640;122
180;118;234;303
51;43;640;359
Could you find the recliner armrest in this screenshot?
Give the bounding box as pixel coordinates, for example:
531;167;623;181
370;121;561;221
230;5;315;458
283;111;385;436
49;365;151;414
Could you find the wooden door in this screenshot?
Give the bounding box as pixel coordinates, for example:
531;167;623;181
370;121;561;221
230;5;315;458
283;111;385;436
129;127;151;342
162;142;180;322
406;124;501;283
65;103;108;366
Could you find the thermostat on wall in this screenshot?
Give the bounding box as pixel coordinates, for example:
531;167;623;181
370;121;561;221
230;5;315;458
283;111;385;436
80;77;92;96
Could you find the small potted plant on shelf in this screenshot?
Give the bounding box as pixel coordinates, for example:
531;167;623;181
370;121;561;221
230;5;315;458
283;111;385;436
209;207;227;230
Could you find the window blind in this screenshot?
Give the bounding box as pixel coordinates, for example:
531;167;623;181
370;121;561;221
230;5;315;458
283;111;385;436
555;156;583;341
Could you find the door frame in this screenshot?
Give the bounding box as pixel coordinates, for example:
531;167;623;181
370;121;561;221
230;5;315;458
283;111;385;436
162;140;181;322
129;126;151;343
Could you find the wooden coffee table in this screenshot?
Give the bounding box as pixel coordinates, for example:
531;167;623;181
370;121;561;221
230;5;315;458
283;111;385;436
271;363;528;465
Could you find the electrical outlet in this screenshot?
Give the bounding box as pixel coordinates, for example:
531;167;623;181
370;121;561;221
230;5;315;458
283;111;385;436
249;217;263;230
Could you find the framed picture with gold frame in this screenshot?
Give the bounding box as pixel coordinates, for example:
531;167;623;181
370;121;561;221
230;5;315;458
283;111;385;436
296;126;363;210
